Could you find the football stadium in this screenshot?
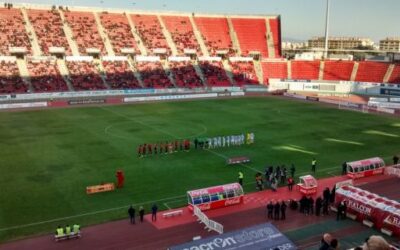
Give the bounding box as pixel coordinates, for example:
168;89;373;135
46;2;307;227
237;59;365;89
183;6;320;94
0;0;399;249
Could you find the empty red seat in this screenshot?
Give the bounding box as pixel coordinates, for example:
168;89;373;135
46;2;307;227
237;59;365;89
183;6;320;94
388;64;400;84
291;61;320;80
27;60;68;92
28;9;71;55
268;18;281;58
323;61;354;81
262;61;288;83
355;61;389;83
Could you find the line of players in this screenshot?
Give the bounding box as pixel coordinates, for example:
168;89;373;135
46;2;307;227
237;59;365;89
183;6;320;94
137;139;191;157
194;132;255;149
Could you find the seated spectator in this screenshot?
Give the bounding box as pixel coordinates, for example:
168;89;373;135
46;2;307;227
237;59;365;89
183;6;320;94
362;235;390;250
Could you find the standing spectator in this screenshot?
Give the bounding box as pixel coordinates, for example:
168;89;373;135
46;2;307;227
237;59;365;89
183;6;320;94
274;201;281;220
267;201;274;219
323;187;331;204
336;202;343;221
315;196;322;216
281;201;287;220
281;166;287;184
342;162;347;175
299;196;306;213
322;199;329;216
311;158;317;173
151;204;158;222
271;178;278;192
238;171;244;186
319;233;332;250
128;205;135;224
194;138;199;149
341;201;347;220
309;196;314;215
330;186;336;204
287;176;294;191
255;173;263;191
393;155;399;165
139;206;145;223
330;238;339;249
304;196;310;215
290;164;296;177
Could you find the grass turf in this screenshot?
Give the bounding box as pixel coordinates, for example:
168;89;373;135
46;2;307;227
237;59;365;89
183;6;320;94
0;96;400;242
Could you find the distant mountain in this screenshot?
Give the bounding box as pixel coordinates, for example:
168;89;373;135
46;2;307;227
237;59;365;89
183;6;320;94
282;37;306;43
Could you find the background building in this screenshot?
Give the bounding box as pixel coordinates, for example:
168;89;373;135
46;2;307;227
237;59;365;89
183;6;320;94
308;37;374;50
380;38;400;52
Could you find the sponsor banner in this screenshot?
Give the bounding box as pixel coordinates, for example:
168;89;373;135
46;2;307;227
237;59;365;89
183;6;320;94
283;92;307;100
245;87;269;92
306;96;319;101
377;107;395;114
68;99;105;105
335;179;353;189
390;98;400;102
0;102;47;109
369;97;389;102
124;93;217;103
381;88;400;96
168;222;297;250
218;92;231;97
211;87;242;92
231;91;245;96
0;95;10;100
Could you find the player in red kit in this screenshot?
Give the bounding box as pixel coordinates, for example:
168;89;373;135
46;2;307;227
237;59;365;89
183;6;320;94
116;170;125;188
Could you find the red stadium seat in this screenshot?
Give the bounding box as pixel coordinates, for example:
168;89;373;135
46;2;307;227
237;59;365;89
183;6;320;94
66;61;106;90
27;60;68;92
262;61;288;83
268;18;281;58
291;61;320;80
169;61;203;88
323;61;354;81
102;60;141;89
388;64;400;84
199;61;230;87
136;61;173;88
355;61;389;83
230;61;259;85
0;61;28;93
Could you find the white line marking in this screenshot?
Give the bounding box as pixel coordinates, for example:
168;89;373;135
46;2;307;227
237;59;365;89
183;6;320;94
163;202;171;210
0;194;185;232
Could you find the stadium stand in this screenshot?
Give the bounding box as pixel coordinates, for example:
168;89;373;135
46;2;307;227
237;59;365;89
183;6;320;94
194;17;234;56
0;8;32;55
162;16;200;55
268;18;281;58
64;11;106;55
261;61;288;83
230;61;259;85
27;60;68;92
28;9;71;55
323;61;354;81
66;60;106;90
130;14;170;54
355;61;389;83
199;61;230;86
99;13;139;55
102;60;141;89
0;60;27;93
169;61;203;88
136;61;173;88
388;64;400;84
291;60;320;80
231;18;268;58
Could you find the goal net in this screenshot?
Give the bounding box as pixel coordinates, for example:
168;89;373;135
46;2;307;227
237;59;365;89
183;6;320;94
338;102;368;113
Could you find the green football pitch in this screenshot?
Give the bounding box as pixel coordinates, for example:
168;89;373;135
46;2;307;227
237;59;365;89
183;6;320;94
1;96;399;242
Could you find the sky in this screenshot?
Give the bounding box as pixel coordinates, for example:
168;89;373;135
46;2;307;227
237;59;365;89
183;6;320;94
9;0;400;42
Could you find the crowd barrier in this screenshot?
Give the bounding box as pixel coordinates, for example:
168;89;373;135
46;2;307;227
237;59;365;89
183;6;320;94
193;205;224;234
385;165;400;177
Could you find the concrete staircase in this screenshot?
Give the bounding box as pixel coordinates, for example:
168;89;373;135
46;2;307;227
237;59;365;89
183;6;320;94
383;64;395;83
93;59;111;89
253;60;264;84
56;59;74;91
189;16;209;56
93;12;115;56
157;15;178;56
222;60;234;85
350;62;359;81
127;58;145;88
16;58;33;92
265;18;275;58
227;17;241;56
319;61;325;80
20;8;42;56
59;10;80;56
125;13;147;55
193;61;207;87
287;60;292;79
161;60;177;87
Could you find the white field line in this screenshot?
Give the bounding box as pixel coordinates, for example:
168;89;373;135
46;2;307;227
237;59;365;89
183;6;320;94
0;194;185;232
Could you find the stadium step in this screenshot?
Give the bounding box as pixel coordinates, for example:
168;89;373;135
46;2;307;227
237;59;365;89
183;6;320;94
59;10;80;56
227;17;241;56
319;61;325;80
93;12;115;56
287;60;292;79
222;60;234;85
265;18;276;58
94;59;111;89
127;58;145;88
383;64;395;83
20;8;42;56
350;62;359;81
253;60;264;84
125;13;148;55
16;58;34;92
157;15;178;56
193;62;207;87
161;60;177;87
56;59;74;91
188;15;210;56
